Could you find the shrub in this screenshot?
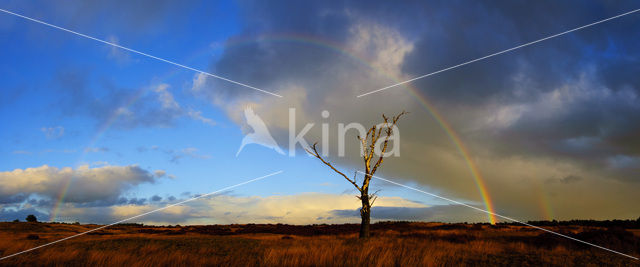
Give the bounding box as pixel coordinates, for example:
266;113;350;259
25;214;38;223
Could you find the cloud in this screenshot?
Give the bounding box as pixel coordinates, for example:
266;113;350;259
191;73;208;93
6;0;194;33
0;207;49;222
127;197;147;205
137;145;211;163
55;74;215;129
188;0;640;222
155;84;180;110
7;193;432;224
0;165;164;205
332;205;488;223
0;193;29;204
84;147;109;153
41;126;64;139
187;109;216;126
180;193;427;225
546;175;583;185
6;1;638;224
137;145;159;153
13;149;77;155
166;147;211;163
106;35;130;63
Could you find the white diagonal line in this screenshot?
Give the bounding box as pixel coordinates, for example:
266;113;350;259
0;8;282;98
357;8;640;98
0;170;283;260
359;171;639;260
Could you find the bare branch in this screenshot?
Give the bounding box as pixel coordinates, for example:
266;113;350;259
370;189;381;207
357;135;368;164
370;111;408;175
308;111;407;239
370;195;378;207
305;143;362;191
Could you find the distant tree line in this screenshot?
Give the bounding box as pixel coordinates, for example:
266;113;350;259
515;218;640;228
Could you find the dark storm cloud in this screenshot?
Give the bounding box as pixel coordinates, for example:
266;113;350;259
208;0;640;102
199;0;425;101
204;0;640;162
0;193;29;204
197;0;640;221
0;207;48;222
393;1;640;178
401;1;639;102
494;90;640;157
546;175;583;184
128;197;147;205
3;0;190;32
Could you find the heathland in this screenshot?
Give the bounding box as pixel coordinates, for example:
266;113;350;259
0;221;639;266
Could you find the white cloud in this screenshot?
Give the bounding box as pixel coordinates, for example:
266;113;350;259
155;84;181;110
347;21;414;79
191;73;208;92
51;193;429;225
106;35;130;62
187;109;216;126
167;147;211;163
84;147;109;153
153;83;216;126
41;126;65;139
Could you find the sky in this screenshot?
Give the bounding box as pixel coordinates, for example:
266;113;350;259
1;0;639;225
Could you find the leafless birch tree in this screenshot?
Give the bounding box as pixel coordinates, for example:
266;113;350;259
307;111;407;238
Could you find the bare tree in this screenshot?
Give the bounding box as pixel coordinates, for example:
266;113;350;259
307;111;407;238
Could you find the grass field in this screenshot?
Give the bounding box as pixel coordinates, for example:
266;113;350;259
0;221;638;266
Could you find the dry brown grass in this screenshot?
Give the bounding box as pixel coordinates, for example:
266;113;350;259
0;222;638;266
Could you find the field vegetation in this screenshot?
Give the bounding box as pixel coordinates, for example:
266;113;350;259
0;221;638;266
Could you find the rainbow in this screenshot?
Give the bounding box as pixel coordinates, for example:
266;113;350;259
49;45;220;222
408;88;497;224
236;33;498;223
50;32;498;224
49;86;148;222
537;185;555;221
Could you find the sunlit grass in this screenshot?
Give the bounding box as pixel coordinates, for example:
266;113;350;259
0;222;637;266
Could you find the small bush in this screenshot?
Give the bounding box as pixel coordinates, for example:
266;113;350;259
25;215;38;223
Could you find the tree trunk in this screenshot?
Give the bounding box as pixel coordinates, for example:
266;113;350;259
359;193;371;238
